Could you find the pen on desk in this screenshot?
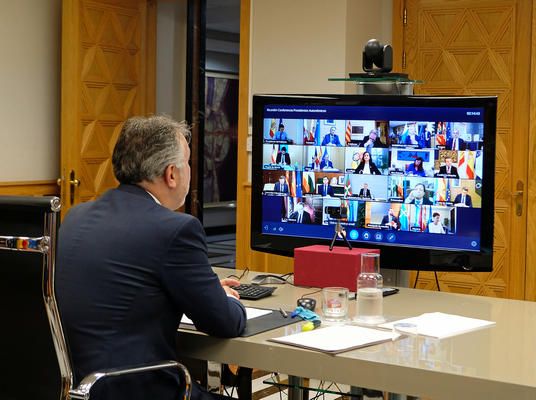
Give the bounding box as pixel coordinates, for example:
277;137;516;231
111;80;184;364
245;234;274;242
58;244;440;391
279;308;288;318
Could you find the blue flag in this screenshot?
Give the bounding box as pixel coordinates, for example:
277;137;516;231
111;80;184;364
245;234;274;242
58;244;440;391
314;120;321;145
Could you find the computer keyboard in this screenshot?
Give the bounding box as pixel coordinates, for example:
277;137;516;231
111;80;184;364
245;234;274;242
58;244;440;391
231;284;276;300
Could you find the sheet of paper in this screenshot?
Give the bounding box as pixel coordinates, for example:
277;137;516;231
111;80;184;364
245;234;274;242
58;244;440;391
379;312;495;339
181;307;272;325
270;325;398;354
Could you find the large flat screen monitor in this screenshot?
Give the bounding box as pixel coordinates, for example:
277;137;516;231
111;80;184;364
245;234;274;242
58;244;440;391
251;94;497;271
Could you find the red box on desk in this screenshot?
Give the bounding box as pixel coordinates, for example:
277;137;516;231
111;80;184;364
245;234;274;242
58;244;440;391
294;245;380;291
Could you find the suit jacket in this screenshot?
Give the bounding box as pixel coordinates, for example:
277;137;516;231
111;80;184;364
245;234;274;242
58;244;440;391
320;160;334;170
381;215;400;230
275;152;291;165
359;135;386;148
289;210;312;224
358;188;371;198
446;137;466;151
454;193;473;207
321;133;342;146
319;184;334;196
274;182;289;193
437;165;459;178
56;184;246;400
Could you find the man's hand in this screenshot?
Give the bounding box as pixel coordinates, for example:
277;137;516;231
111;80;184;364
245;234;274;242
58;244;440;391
220;278;241;299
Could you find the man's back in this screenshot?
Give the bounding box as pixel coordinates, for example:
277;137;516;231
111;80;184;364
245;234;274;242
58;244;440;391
56;184;246;399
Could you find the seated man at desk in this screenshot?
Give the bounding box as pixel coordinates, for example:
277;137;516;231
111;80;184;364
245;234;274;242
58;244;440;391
56;115;246;400
318;176;335;197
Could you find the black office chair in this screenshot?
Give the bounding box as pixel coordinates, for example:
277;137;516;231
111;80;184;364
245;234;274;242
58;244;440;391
0;196;192;400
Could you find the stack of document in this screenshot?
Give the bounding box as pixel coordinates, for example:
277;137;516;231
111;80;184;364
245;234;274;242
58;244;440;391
378;312;495;339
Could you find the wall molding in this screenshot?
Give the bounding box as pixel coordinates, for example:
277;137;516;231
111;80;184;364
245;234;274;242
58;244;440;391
0;180;60;197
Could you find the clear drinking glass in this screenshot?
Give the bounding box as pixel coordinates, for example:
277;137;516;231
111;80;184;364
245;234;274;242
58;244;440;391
321;287;349;322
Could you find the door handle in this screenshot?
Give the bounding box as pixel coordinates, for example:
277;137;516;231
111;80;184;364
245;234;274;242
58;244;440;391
512;180;524;216
68;170;80;205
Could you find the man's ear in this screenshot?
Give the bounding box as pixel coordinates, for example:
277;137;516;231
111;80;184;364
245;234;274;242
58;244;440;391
163;164;178;188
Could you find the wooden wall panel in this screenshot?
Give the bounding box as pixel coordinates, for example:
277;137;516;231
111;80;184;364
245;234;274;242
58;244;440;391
526;1;536;301
61;0;155;215
0;181;60;197
398;0;531;299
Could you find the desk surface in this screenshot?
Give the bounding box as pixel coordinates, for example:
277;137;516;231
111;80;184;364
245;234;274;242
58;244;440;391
177;268;536;400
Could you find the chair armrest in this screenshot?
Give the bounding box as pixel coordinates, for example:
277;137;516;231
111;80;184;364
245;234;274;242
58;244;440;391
69;360;192;400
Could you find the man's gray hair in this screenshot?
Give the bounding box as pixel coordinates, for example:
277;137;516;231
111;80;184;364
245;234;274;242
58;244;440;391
112;115;191;184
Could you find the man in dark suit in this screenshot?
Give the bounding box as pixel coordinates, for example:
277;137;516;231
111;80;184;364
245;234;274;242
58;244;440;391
321;126;342;146
275;146;291;165
358;183;372;199
446;129;466;151
359;129;386;151
381;208;400;230
436;156;459;178
454;187;473;207
56;115;246;400
289;202;312;223
318;176;335;196
274;175;289;194
406;183;434;205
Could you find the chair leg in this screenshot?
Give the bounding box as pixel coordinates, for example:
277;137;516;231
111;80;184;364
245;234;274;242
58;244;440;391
221;364;253;399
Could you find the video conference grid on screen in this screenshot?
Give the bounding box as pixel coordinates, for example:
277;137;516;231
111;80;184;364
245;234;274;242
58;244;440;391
260;104;485;251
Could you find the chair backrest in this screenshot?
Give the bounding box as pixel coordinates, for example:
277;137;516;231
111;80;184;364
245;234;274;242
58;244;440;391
0;196;73;400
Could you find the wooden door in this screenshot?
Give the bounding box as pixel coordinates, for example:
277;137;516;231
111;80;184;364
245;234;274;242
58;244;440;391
393;0;531;299
60;0;156;215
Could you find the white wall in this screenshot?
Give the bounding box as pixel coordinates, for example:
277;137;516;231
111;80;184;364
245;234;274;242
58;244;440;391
0;0;61;181
248;0;393;178
156;0;187;121
250;0;392;95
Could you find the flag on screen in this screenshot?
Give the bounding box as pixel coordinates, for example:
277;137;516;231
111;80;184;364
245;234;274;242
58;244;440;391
347;199;358;222
458;150;466;174
345;120;352;144
314;119;321;145
289;172;297;197
400;123;409;143
344;174;352;197
302;171;314;193
399;204;408;231
466;151;475;179
322;147;329;162
271;144;278;164
285;171;293;196
269;118;277;138
295;170;303;198
308;120;316;142
475;150;483;180
396;178;404;198
413;204;420;230
436;122;446;146
308;172;315;192
313;147;320;169
445;179;451;202
437;178;446;202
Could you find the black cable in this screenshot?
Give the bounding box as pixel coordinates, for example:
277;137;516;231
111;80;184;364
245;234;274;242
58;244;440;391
300;288;322;299
413;270;420;289
434;270;441;291
226;267;249;281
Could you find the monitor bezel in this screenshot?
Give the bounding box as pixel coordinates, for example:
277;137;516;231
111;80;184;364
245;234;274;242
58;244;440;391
250;94;496;272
